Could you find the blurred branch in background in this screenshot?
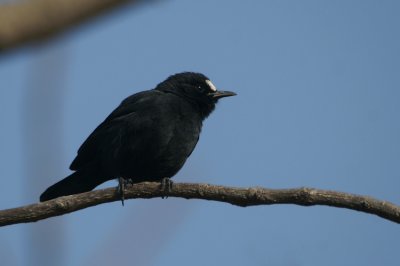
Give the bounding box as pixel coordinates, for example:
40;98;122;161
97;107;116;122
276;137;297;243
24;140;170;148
0;0;139;51
22;42;69;266
0;182;399;225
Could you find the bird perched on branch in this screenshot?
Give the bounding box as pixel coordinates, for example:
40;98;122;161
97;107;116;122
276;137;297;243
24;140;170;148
40;72;236;203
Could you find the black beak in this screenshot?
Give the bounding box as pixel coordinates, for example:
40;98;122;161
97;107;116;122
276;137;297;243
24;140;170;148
209;90;237;99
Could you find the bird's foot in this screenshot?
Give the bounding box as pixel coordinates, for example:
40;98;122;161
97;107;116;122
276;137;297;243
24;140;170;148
160;177;173;199
126;178;135;185
118;177;126;206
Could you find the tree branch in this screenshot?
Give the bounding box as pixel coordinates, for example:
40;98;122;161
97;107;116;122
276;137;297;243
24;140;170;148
0;182;399;226
0;0;139;51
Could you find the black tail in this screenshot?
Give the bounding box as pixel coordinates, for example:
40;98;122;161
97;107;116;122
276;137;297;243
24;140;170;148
40;170;109;202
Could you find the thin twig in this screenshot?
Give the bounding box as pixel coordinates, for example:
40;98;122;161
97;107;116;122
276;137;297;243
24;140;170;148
0;182;399;226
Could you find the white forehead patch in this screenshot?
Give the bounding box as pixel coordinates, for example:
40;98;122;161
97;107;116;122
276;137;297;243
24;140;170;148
205;80;217;92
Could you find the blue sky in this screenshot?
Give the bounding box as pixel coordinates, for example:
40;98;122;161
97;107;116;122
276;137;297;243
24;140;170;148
0;1;399;265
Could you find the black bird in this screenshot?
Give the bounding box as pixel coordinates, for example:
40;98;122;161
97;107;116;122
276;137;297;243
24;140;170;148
40;72;236;202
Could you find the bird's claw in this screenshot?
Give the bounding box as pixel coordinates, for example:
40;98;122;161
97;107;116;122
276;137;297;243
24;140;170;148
117;178;137;206
118;177;126;206
126;178;134;185
160;177;173;199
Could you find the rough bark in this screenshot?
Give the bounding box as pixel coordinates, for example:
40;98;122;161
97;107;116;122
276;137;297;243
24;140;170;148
0;182;399;226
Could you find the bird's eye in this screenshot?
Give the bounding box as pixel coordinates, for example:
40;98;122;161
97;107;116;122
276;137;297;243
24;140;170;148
205;80;217;92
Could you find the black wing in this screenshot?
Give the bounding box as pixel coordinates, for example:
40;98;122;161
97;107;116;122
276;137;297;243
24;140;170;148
69;90;162;171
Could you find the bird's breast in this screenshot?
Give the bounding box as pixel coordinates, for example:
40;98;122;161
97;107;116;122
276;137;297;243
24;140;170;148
119;107;202;180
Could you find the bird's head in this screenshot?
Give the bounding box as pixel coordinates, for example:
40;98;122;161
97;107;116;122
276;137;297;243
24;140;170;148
156;72;236;118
